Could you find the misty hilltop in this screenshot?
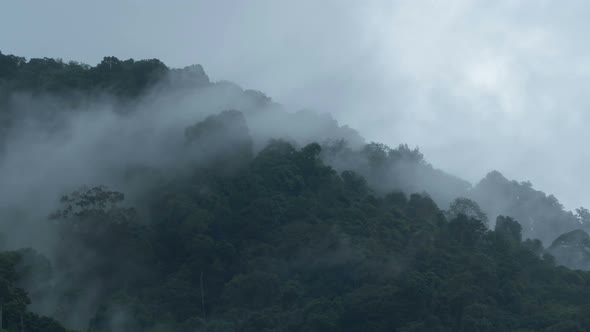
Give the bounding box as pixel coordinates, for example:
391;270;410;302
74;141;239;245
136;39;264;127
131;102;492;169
2;51;590;332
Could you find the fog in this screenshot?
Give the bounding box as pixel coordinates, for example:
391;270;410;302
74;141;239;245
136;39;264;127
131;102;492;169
0;69;373;329
3;2;590;329
1;0;589;259
3;1;590;210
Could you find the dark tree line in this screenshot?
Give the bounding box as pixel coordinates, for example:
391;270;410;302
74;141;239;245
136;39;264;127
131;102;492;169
3;136;589;331
1;51;590;331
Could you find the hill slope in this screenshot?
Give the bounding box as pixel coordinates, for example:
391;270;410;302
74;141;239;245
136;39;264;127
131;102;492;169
1;52;590;331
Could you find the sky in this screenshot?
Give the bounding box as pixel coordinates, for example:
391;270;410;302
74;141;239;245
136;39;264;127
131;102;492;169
2;0;590;210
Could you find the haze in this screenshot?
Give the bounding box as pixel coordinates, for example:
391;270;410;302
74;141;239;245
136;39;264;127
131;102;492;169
2;0;589;210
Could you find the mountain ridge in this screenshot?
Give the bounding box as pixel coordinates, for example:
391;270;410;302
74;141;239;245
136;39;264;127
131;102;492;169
1;51;590;331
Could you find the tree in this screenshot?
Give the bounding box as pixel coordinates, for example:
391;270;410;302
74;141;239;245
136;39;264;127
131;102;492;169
388;144;424;164
49;186;144;327
5;50;590;332
446;197;488;224
494;215;522;242
448;214;487;246
576;207;590;226
50;186;140;253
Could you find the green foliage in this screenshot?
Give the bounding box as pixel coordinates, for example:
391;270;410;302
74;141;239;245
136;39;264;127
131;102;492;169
323;140;471;208
184;110;253;174
446;197;488;225
0;250;67;332
495;215;523;242
25;140;590;331
3;51;590;331
473;171;581;244
0;52;166;97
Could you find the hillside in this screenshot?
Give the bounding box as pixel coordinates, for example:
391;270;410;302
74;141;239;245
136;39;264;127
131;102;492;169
1;52;590;331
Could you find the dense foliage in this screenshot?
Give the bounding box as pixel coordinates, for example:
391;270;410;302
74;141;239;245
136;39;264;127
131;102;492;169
1;52;590;331
31;140;590;332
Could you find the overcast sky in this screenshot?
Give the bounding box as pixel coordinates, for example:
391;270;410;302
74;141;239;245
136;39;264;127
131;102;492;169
2;0;590;210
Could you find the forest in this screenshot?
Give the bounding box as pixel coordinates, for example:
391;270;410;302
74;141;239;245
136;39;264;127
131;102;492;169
1;51;590;331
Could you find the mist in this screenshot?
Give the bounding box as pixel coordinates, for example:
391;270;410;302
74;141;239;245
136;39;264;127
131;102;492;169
0;64;373;329
3;1;590;211
0;56;581;328
2;1;590;331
